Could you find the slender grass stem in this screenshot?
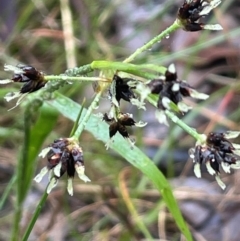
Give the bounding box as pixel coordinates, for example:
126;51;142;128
45;75;108;82
22;190;48;241
123;20;181;63
147;96;205;143
0;174;17;210
165;110;206;143
72;90;105;139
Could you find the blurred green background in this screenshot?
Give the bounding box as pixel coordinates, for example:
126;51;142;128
1;0;240;240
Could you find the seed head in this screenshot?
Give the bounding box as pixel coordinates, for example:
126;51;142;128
34;138;90;196
177;0;223;31
189;131;240;189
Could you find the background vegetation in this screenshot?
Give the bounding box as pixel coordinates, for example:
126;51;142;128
1;0;240;240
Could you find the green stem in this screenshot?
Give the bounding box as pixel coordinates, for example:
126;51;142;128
64;64;93;76
123;20;181;63
165;110;206;143
147;95;205;143
0;174;17;210
11;207;22;241
91;61;165;79
72;90;105;139
22;190;48;241
70;98;86;137
45;75;107;82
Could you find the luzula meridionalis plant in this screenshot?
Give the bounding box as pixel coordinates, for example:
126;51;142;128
1;1;237;241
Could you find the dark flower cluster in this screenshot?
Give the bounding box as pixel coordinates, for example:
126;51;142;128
103;113;136;139
34;138;90;195
109;74;136;105
177;0;222;31
11;64;46;93
103;112;146;149
189;132;240;189
148;64;208;113
1;64;47;109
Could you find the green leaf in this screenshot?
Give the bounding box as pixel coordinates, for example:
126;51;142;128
49;93;193;241
18;104;59;204
12;103;58;240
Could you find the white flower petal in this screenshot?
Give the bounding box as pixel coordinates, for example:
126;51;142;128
130;98;146;110
39;147;51;158
155;110;169;126
233;150;240;156
210;0;222;9
47;177;58;194
4;64;24;74
200;5;212;16
4;92;21;102
168;63;176;74
172;83;180;92
230;162;240;169
215;175;226;190
232;144;240;150
194;163;202;178
188;148;195;159
53;162;62;177
125;113;133;118
134;121;147;127
0;79;13;84
190;89;209;100
75;164;91;182
221;162;231;173
162;96;171;109
5;92;28;111
203;24;223;31
136;82;151;102
206;161;216;175
67;178;73;196
34;166;49;183
177;102;192;112
224;131;240;139
105;139;113;150
127;80;137;87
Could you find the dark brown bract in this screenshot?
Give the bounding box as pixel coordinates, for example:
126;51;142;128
189;131;240;189
34;137;90;195
148;64;207;113
103;113;136;138
109;75;136;105
177;0;222;31
12;64;46;93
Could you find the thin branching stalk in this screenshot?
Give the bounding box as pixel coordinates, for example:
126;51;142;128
22;190;48;241
0;174;17;209
123;20;181;63
72;91;104;139
45;75;108;82
19;18;188;241
165;110;206;143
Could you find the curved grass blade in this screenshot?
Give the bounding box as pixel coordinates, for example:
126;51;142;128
50;93;192;241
